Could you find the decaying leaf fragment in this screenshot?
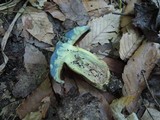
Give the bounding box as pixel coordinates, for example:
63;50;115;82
110;96;138;120
119;28;143;60
50;26;110;91
22;7;55;45
122;42;160;112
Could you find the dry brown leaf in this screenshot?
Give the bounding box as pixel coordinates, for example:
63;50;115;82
103;57;125;75
82;0;114;18
119;28;143;60
23;96;51;120
78;11;120;51
122;42;160;112
110;96;138;120
44;2;65;21
22;7;55;45
53;0;89;25
82;0;109;12
16;77;52;119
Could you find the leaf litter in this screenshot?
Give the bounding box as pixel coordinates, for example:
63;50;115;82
1;0;160;119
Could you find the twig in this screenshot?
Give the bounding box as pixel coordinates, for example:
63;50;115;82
141;70;160;109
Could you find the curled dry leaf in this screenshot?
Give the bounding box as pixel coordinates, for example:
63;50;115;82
119;28;143;60
16;78;52;119
110;96;138;120
122;42;160;112
78;11;120;51
22;7;55;45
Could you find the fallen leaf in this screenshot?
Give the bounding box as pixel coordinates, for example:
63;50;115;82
82;0;114;18
22;7;55;45
23;96;52;120
44;2;65;21
82;0;109;12
16;77;52;119
110;96;138;120
24;34;54;51
12;43;48;98
53;0;89;25
78;11;120;51
141;108;160;120
24;43;47;73
103;57;125;75
122;42;160;112
119;28;143;60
